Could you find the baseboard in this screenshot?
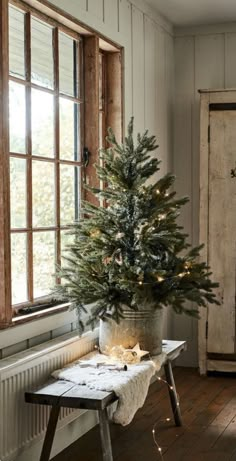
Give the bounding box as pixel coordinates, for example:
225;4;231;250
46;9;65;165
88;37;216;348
13;409;99;461
207;359;236;373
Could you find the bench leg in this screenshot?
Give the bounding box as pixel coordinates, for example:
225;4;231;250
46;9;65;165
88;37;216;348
39;405;60;461
164;360;182;426
98;408;113;461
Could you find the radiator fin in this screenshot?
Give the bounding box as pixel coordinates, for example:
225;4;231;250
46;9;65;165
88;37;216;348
0;332;98;460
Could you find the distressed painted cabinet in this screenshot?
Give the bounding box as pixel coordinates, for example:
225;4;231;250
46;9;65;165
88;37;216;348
199;89;236;374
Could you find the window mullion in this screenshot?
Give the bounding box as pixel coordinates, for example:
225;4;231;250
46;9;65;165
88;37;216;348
0;0;11;328
53;27;61;271
25;11;33;302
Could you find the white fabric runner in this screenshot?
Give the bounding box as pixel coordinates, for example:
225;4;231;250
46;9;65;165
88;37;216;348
52;352;166;426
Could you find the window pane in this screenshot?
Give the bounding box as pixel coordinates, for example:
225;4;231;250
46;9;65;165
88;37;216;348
59;32;76;96
31;17;53;89
11;233;27;304
32;161;55;227
60;98;79;161
9;6;25;79
60;165;80;225
32;89;54;157
61;229;74;252
9;81;26;154
60;230;74;268
33;231;55;298
10;158;27;228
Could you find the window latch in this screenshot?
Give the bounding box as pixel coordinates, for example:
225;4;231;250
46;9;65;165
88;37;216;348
83;147;90;167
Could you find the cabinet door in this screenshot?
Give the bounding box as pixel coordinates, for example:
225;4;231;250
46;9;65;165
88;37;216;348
207;108;236;354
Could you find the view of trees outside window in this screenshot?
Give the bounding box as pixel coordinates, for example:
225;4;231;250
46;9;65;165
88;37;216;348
9;4;82;307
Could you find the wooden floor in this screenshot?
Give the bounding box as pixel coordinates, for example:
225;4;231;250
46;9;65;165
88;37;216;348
53;367;236;461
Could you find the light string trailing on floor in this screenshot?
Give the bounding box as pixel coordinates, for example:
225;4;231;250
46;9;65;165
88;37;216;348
94;344;181;460
152;376;180;461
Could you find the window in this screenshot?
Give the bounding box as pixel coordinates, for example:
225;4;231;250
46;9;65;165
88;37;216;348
0;0;122;328
9;4;82;312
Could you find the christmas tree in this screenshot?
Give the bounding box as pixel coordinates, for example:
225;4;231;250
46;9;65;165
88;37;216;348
56;118;219;330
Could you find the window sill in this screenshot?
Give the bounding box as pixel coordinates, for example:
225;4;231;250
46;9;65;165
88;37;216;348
12;302;71;326
0;303;78;350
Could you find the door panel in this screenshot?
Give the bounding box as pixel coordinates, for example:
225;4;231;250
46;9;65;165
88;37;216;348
207;110;236;353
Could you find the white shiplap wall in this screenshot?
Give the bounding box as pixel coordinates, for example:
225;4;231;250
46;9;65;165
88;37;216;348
173;25;236;366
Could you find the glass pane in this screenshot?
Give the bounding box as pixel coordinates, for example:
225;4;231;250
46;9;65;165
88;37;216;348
10;158;27;228
9;81;26;154
32;161;55;227
60;230;74;269
31;17;53;89
11;233;27;304
60;98;79;160
60;165;80;225
9;6;25;79
33;231;55;298
59;32;76;96
32;89;54;157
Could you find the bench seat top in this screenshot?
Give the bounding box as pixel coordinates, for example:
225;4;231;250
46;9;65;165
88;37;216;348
25;340;186;411
25;379;117;410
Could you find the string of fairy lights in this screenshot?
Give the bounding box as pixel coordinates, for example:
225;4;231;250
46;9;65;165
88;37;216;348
151;375;181;460
91;184;185;459
94;343;181;461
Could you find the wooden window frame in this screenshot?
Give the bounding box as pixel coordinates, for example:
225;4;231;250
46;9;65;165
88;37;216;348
9;1;83;315
0;0;123;329
99;51;107;151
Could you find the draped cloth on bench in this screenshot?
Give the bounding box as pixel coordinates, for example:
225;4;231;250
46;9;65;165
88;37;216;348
52;352;167;426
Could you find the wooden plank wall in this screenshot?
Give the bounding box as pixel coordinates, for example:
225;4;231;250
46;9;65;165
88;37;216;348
173;26;236;366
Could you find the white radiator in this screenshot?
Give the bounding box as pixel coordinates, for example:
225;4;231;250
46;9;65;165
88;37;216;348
0;329;99;461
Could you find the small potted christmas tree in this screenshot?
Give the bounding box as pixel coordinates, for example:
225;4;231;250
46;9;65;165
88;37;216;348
56;118;219;355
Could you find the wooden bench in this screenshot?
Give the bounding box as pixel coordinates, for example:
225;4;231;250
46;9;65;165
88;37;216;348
25;340;186;461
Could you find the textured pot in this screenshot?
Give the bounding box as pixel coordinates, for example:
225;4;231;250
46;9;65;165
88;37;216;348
99;306;164;356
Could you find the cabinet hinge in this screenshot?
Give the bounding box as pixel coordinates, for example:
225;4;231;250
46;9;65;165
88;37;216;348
208;125;210;143
205;321;208;339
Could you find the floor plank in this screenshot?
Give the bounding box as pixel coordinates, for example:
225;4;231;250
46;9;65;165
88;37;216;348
52;367;236;461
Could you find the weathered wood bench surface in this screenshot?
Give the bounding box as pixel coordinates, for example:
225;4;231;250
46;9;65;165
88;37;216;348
25;339;186;461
